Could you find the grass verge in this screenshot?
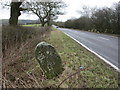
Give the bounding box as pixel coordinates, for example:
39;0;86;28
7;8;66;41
2;25;51;88
43;28;118;88
3;26;118;88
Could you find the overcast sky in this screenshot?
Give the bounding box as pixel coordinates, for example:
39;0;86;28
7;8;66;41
0;0;119;21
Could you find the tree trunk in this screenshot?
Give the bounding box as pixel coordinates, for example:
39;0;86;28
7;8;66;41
9;2;22;26
40;18;47;27
47;15;50;26
47;19;51;26
41;21;45;27
41;23;45;27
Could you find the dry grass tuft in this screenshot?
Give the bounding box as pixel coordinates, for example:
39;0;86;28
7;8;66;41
2;25;51;88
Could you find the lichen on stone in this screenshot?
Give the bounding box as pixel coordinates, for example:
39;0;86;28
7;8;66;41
35;42;63;79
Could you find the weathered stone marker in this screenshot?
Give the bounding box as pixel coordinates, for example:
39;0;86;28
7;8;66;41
35;42;63;79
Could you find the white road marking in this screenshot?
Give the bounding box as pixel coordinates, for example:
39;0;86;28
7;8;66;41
64;32;120;72
99;37;109;40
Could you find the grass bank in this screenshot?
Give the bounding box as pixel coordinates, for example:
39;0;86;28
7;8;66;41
3;26;118;88
2;25;51;88
43;28;118;88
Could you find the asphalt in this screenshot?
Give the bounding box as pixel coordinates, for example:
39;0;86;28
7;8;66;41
56;27;119;71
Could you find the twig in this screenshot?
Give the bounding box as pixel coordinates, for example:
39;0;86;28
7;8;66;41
2;75;16;88
57;67;91;88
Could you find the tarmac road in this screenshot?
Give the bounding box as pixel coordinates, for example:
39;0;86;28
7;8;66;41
56;27;119;71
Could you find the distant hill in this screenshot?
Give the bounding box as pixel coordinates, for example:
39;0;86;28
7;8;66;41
1;19;40;25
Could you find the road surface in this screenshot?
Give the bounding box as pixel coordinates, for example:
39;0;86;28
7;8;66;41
56;27;119;71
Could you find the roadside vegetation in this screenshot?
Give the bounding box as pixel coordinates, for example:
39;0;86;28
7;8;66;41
2;25;118;88
1;0;119;88
55;2;120;35
44;28;118;88
2;25;51;88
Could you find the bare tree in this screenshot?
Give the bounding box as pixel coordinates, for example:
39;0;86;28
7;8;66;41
23;0;66;26
9;0;26;26
77;6;92;18
64;2;119;34
0;0;27;25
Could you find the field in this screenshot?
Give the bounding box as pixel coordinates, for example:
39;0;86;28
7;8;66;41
22;24;41;27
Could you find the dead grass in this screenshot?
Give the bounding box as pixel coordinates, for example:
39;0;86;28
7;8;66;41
2;26;118;88
2;25;51;88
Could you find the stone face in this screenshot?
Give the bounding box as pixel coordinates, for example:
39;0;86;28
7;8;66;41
35;42;63;79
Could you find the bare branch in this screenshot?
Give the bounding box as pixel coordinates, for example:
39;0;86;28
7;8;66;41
22;0;66;26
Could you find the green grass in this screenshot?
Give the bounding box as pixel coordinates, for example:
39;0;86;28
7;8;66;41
43;28;118;88
22;24;41;27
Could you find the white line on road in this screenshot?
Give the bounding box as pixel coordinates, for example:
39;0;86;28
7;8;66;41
99;37;109;40
64;32;120;72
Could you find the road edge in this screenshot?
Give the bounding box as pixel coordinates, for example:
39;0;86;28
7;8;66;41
64;32;120;73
